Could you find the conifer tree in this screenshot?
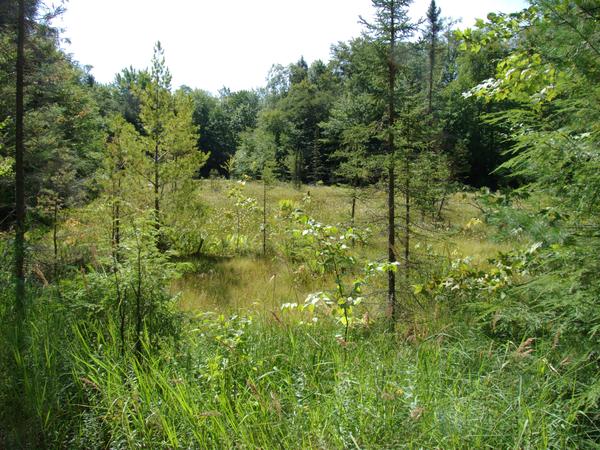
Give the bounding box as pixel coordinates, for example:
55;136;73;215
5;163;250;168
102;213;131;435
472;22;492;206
134;42;206;248
425;0;442;115
361;0;415;323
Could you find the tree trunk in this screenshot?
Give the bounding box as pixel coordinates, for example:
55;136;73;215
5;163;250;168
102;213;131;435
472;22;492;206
15;0;26;314
427;36;435;115
351;192;356;227
404;156;410;279
110;176;125;354
387;4;398;326
154;143;160;234
135;242;143;356
262;178;267;256
53;200;58;279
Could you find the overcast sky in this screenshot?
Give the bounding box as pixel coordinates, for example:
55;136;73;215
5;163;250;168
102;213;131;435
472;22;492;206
56;0;527;94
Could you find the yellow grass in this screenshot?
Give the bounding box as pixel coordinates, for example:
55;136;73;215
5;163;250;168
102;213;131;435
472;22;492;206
59;179;514;313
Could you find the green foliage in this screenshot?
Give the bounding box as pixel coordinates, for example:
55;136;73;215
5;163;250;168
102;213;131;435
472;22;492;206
234;127;277;179
0;283;592;448
0;20;105;222
4;0;600;447
0;119;12;179
224;180;259;254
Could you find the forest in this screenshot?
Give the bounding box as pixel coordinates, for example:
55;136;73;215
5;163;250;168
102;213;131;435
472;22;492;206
1;0;599;448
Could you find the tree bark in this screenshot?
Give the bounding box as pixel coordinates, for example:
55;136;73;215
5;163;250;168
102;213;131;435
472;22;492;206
154;143;160;234
262;177;267;256
53;200;58;279
404;156;410;278
387;1;398;326
427;34;435;115
15;0;26;313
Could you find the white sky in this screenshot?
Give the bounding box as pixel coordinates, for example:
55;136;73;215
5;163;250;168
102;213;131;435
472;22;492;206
57;0;527;94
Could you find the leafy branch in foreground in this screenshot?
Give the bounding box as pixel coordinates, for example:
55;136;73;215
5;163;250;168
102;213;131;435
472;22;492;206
280;209;401;341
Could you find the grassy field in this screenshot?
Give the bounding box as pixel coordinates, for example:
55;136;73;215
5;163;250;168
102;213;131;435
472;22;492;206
170;180;511;314
3;180;593;449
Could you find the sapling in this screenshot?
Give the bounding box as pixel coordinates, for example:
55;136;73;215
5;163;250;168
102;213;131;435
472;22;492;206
284;211;390;341
226;180;258;254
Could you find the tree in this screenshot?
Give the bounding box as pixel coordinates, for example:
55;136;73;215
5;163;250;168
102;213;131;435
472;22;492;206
321;92;379;225
190;88;260;177
233;127;276;254
0;0;105;232
425;0;442;115
361;0;415;324
438;31;513;187
134;42;205;247
113;67;151;133
103;115;138;352
455;0;600;415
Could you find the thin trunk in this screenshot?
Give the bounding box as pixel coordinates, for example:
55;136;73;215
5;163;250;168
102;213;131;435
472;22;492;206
13;2;26;437
53;200;58;279
427;37;435;115
404;157;410;279
294;151;301;188
135;242;143;356
115;204;121;257
118;281;125;355
351;187;357;247
436;193;446;221
111;177;125;354
111;173;122;261
387;3;398;326
262;178;267;256
15;0;26;313
351;194;356;226
236;210;240;253
154;143;160;235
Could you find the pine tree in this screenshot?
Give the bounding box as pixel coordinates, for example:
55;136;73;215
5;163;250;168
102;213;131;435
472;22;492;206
135;42;206;249
425;0;442;115
361;0;415;324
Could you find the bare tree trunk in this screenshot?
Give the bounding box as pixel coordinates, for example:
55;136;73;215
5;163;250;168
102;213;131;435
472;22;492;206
404;156;410;279
114;203;121;258
13;1;27;440
154;143;160;234
262;178;267;256
351;193;356;226
135;241;143;356
294;150;301;189
15;0;26;314
53;200;58;279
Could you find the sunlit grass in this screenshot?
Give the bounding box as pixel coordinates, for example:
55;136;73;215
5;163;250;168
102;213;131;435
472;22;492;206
170;181;514;313
2;181;592;448
172;255;332;313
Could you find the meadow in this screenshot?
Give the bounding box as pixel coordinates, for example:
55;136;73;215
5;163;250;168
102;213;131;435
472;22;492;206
2;180;593;449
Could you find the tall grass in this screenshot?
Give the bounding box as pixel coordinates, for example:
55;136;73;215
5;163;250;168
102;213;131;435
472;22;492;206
2;183;595;448
1;287;592;448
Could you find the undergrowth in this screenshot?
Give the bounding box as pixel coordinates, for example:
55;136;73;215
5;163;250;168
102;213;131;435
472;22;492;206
1;291;593;449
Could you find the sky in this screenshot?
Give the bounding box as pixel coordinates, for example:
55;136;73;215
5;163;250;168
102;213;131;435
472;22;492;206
56;0;527;94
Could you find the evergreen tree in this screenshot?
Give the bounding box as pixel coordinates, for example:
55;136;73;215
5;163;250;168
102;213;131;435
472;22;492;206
425;0;442;115
361;0;415;323
134;42;206;247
